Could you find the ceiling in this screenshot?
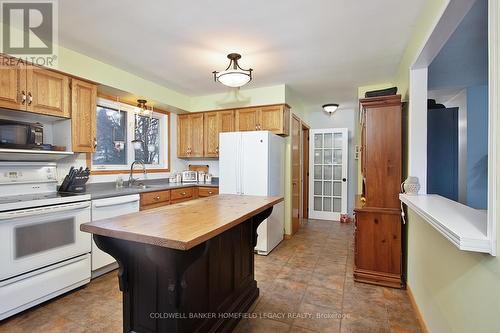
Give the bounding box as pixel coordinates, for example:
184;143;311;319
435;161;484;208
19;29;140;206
428;0;488;90
58;0;426;108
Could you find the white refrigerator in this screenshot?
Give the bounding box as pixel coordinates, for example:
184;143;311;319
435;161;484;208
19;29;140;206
219;131;285;255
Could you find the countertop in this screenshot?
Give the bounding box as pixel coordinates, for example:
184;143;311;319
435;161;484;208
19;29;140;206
83;178;219;200
81;194;283;250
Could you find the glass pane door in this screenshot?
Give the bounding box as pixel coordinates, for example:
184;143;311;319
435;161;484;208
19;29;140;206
309;128;348;221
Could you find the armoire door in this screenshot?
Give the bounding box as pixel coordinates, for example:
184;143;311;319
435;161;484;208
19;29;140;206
309;128;348;221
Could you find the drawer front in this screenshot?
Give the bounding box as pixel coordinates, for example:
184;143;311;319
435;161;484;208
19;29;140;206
171;188;193;201
198;187;219;197
140;190;170;207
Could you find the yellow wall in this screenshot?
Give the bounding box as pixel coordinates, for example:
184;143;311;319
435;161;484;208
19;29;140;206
360;1;500;332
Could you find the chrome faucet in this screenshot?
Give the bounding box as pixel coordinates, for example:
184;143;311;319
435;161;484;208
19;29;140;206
128;160;146;187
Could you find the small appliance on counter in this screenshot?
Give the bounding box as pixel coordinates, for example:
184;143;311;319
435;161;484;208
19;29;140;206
181;170;197;183
59;167;90;193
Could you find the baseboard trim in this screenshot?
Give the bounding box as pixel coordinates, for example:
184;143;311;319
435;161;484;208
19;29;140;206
284;234;292;240
407;284;429;333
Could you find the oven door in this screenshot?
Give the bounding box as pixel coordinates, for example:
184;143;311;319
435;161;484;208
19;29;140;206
0;201;91;281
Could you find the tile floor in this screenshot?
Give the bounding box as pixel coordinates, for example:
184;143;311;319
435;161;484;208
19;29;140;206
0;219;422;333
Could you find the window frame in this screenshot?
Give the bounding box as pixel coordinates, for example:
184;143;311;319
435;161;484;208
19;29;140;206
89;97;170;174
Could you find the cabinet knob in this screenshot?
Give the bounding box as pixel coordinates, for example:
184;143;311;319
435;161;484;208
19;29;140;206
181;192;186;196
93;137;97;149
20;91;26;104
215;146;219;154
208;191;213;194
154;196;160;201
27;92;33;105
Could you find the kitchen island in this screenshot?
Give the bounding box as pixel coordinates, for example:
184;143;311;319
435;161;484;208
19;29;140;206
80;194;283;333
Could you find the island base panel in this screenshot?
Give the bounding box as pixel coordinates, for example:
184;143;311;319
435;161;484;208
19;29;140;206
93;207;272;333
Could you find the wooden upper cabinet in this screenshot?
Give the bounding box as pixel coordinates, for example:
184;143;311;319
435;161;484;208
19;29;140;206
219;110;235;133
0;55;25;110
26;67;70;118
177;114;191;158
235;108;258;131
260;105;289;135
177;113;204;158
190;113;204;157
204;112;219;158
235;105;289;135
204;110;234;158
71;79;97;153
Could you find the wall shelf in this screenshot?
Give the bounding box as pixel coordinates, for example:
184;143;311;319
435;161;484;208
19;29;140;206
400;194;494;254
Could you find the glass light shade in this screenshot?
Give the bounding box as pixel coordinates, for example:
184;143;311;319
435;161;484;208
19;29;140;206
147;144;156;152
216;70;251;88
322;104;339;114
132;140;142;150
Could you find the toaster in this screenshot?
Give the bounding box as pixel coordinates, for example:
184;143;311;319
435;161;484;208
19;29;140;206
181;170;198;183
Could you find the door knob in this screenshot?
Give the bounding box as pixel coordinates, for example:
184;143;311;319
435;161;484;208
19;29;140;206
342;178;347;182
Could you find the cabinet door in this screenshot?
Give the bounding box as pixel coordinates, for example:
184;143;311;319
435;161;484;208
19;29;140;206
177;114;191;158
71;79;97;152
27;67;70;117
0;55;26;110
204;112;219;157
355;211;401;275
259;105;284;134
189;113;204;157
235;108;258;131
219;110;234;133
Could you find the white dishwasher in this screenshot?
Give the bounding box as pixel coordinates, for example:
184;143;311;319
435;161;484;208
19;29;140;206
91;194;140;278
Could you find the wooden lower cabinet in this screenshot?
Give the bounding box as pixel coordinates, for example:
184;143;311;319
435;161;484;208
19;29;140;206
171;187;194;203
140;186;218;210
354;209;402;288
140;190;171;210
198;187;219;197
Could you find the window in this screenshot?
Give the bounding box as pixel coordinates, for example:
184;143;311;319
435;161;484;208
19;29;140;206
92;98;169;172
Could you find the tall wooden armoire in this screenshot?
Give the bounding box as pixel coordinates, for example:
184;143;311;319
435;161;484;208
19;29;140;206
354;94;403;289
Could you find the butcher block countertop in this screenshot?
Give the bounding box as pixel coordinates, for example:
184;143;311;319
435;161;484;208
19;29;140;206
80;194;283;250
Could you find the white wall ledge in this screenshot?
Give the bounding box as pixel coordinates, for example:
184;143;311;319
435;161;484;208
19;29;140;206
400;194;493;254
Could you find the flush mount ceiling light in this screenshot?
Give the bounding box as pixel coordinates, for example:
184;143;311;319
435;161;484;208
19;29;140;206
213;53;253;88
323;103;339;115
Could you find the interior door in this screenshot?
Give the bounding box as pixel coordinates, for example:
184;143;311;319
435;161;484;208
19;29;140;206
291;115;301;234
309;128;348;221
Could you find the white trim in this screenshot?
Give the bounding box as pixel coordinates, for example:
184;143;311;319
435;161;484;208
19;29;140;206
408;67;428;194
91;97;169;171
405;0;497;256
487;0;498;256
308;128;348;221
400;194;490;253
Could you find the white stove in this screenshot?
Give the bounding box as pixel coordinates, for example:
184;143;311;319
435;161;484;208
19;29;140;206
0;162;91;320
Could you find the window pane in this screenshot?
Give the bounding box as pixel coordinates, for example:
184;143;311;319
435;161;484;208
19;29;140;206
135;115;160;164
93;106;127;165
314;181;322;195
314;197;322;210
324;133;333;148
